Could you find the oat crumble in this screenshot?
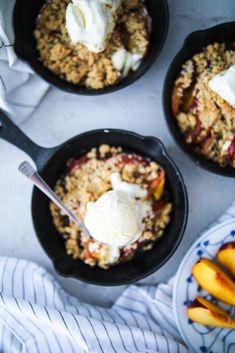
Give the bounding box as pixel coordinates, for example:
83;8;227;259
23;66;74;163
172;42;235;167
34;0;150;89
50;145;172;269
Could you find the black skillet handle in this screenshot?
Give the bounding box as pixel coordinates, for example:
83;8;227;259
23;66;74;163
0;109;55;170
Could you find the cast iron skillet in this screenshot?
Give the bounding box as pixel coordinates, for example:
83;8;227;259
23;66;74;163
13;0;169;95
0;110;188;285
163;22;235;177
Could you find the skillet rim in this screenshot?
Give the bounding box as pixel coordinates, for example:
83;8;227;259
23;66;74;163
31;128;188;286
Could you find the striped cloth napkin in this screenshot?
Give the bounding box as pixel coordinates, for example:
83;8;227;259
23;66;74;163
1;202;235;353
0;1;49;123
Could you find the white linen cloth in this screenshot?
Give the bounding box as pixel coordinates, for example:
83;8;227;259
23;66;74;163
1;202;235;353
0;1;49;123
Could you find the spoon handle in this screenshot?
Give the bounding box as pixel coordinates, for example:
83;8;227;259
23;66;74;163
19;161;90;239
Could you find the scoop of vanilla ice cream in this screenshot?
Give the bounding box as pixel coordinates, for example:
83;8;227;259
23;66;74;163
209;64;235;108
111;172;147;198
84;190;143;247
84;173;150;247
111;48;142;76
66;0;121;53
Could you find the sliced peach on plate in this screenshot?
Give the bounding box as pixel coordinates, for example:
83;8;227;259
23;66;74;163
187;296;235;328
192;258;235;305
217;242;235;277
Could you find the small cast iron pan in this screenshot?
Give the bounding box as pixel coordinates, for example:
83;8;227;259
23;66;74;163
0;110;188;285
13;0;169;95
163;22;235;177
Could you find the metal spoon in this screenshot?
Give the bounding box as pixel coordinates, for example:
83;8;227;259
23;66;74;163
19;161;91;240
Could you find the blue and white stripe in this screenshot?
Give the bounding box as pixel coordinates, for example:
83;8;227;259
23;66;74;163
1;202;234;353
0;256;189;353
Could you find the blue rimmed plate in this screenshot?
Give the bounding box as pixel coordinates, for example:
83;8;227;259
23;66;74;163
173;219;235;353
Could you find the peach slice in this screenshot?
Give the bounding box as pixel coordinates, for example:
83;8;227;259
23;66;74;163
217;242;235;277
171;85;183;115
187;296;235;328
192;258;235;305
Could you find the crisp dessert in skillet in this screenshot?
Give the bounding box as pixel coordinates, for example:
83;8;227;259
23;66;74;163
50;145;172;269
34;0;150;89
172;42;235;167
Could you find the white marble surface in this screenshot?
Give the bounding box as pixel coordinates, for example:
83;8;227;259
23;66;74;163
0;0;235;307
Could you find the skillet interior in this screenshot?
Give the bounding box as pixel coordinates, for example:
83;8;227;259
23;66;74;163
163;22;235;177
32;129;188;285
